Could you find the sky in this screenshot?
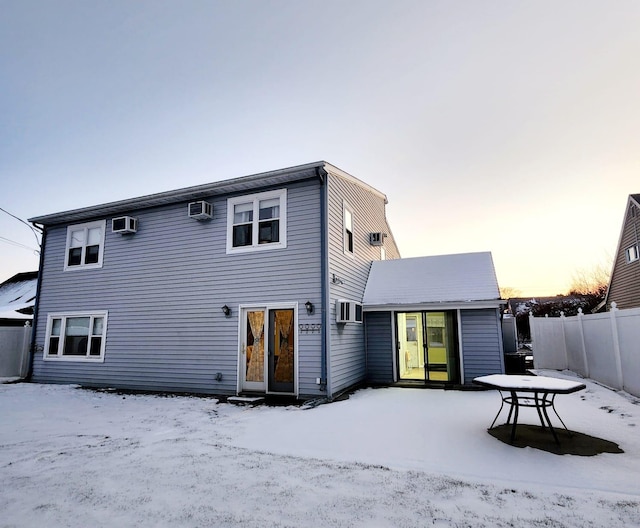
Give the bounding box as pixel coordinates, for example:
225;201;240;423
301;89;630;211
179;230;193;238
2;373;639;526
1;0;639;296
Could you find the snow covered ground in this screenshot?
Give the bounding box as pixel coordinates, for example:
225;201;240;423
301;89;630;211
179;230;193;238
1;371;638;527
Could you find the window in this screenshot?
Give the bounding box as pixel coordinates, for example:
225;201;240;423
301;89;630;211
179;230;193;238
64;221;106;270
344;203;354;255
44;312;108;361
227;190;287;253
626;245;639;263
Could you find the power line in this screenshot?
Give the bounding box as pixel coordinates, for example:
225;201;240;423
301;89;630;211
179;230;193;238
0;235;38;252
0;207;41;247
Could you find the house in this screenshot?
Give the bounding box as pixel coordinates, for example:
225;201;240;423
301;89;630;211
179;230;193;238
363;253;504;385
0;272;38;326
28;162;504;399
605;193;640;310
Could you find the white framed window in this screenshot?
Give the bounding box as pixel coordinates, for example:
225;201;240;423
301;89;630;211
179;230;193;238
64;220;106;271
44;312;108;362
626;245;639;263
343;202;354;255
226;189;287;254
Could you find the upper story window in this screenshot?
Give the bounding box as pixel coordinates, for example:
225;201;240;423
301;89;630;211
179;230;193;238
44;312;108;362
344;203;354;255
626;245;639;263
226;189;287;254
64;220;106;271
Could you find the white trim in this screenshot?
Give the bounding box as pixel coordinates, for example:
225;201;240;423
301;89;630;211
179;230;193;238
364;301;504;312
237;302;299;396
226;189;287;254
343;200;354;256
63;220;106;271
456;310;465;384
43;311;108;362
625;245;639;263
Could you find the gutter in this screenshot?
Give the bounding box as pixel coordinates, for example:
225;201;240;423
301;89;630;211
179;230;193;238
318;166;329;394
26;224;46;381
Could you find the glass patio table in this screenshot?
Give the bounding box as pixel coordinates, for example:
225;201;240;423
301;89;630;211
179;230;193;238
473;374;586;444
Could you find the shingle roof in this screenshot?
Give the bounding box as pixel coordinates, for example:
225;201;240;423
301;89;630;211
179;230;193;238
363;252;501;308
28;161;387;226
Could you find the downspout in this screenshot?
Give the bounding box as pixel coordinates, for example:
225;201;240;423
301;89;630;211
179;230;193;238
27;224;46;381
317;167;329;394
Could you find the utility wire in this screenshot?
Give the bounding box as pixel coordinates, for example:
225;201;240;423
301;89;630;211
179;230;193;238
0;207;42;247
0;235;38;252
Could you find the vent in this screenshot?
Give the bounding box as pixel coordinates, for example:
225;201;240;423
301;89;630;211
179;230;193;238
336;299;363;324
369;232;384;246
188;201;212;220
112;216;137;234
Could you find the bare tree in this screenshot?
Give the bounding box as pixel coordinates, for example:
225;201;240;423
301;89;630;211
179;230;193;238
499;286;522;299
568;261;610;298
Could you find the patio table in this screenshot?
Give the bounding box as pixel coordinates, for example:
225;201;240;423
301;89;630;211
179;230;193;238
473;374;586;444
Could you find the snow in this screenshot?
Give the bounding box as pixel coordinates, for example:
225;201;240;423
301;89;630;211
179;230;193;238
364;252;500;306
473;374;586;391
1;371;639;527
0;276;37;319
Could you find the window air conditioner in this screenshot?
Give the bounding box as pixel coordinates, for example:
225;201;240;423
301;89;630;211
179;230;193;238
369;232;384;246
188;201;213;220
336;299;363;324
112;216;137;234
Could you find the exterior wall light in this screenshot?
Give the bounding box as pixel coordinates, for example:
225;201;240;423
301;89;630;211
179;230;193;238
221;305;231;316
305;301;314;315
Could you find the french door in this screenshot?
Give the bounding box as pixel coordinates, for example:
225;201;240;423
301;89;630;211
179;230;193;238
240;306;296;394
396;311;459;383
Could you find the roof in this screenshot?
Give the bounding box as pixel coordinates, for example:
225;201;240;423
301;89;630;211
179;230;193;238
363;252;502;310
29;161;388;226
0;272;38;321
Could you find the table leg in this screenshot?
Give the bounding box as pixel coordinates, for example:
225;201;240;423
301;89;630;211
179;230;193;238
534;392;547;429
540;393;560;444
509;391;519;442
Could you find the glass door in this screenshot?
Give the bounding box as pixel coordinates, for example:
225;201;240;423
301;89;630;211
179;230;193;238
240;306;296;394
242;309;266;392
396;311;458;383
267;309;295;393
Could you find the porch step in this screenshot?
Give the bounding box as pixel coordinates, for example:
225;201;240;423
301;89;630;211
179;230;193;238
227;396;265;406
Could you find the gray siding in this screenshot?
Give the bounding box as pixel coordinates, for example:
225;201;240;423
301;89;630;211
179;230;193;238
460;309;504;383
364;312;394;384
326;170;400;396
608;200;640;310
32;179;324;397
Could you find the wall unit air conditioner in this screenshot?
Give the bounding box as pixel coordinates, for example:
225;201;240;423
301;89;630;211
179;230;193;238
336;299;363;324
112;216;137;234
369;232;384;246
188;201;212;220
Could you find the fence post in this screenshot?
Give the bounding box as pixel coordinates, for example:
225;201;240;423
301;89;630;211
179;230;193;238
20;321;32;378
577;308;589;378
609;302;624;390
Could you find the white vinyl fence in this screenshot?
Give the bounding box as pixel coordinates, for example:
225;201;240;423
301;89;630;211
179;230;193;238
0;322;32;378
530;303;640;397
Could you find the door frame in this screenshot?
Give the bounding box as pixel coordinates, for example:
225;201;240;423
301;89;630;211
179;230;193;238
394;309;461;384
237;302;299;396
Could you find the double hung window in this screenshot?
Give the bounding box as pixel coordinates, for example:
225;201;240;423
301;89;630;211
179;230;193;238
45;312;108;361
227;190;287;253
64;221;105;270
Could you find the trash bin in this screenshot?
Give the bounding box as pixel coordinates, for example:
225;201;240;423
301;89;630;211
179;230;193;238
504;353;527;374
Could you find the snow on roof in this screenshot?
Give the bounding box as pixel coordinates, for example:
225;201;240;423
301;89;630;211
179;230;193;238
363;252;500;307
0;273;37;320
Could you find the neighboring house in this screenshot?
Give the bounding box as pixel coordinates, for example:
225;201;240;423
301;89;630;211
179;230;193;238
0;272;38;326
28;162;504;399
605;193;640;310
